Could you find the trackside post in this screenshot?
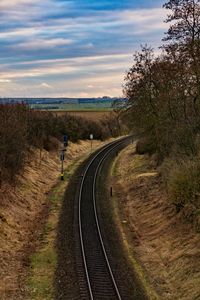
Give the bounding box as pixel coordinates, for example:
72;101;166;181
60;135;68;180
90;133;93;152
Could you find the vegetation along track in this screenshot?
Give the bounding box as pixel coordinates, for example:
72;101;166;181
75;137;132;300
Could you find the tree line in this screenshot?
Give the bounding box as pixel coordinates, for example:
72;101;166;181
122;0;200;228
0;104;123;185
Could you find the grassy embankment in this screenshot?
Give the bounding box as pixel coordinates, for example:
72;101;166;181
26;138;115;300
109;143;200;300
0;103;123;299
26;156;82;300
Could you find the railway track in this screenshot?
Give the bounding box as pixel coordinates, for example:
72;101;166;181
76;137;132;300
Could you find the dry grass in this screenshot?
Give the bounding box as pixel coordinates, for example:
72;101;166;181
0;138;113;300
26;153;89;300
111;144;200;300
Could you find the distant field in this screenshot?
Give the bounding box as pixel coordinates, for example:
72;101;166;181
53;110;112;121
30;102;113;111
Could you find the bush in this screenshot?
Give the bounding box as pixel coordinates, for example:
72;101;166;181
0;104;27;183
43;137;60;152
162;158;200;229
163;159;200;211
158;156;200;230
101;112;123;137
136;137;157;155
0;104;121;184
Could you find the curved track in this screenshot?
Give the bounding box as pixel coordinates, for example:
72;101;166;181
77;137;131;300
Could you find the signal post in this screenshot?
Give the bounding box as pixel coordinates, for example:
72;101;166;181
60;135;68;181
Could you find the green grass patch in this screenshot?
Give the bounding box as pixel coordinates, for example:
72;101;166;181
30;103;113;112
27;197;61;299
27;248;57;300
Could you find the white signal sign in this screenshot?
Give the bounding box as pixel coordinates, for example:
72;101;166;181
90;134;93;140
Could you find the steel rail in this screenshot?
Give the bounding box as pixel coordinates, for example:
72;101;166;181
78;137;129;299
92;143;123;300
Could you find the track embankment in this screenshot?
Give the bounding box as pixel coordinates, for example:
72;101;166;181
110;143;200;300
0;139;109;300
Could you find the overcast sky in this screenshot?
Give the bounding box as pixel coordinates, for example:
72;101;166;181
0;0;168;98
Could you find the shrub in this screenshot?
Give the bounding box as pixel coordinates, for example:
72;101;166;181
163;158;200;228
43;137;60;152
0;104;121;184
164;159;200;210
136;137;157;155
101;112;122;137
0;104;27;183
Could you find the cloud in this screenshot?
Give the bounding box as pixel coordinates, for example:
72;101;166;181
0;53;132;80
0;79;12;83
16;38;74;50
0;0;168;97
40;82;52;88
0;52;132;97
0;0;36;8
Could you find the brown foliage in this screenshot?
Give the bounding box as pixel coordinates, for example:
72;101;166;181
0;104;27;183
123;0;200;223
0;104;120;184
123;0;200;158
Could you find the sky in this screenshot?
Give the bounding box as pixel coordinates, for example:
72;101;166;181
0;0;168;98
